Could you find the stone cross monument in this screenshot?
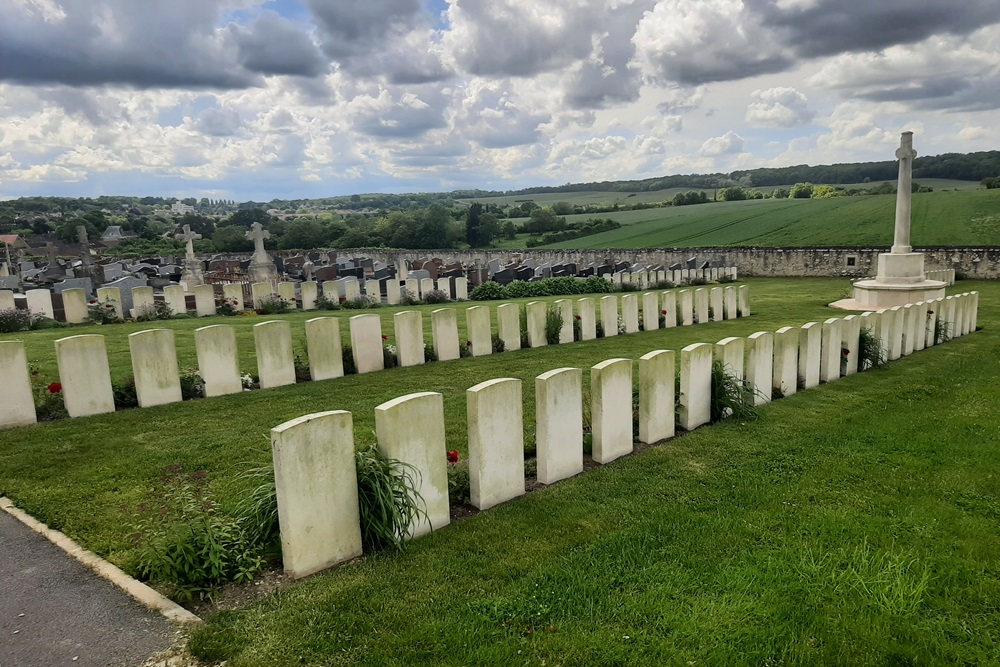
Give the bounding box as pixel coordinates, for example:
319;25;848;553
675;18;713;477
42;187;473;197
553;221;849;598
836;131;946;310
246;222;278;283
175;224;205;288
77;225;93;267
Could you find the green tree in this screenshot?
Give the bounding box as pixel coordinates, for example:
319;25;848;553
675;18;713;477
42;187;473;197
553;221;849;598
221;208;272;228
466;202;483;247
789;182;814;199
212;226;254;252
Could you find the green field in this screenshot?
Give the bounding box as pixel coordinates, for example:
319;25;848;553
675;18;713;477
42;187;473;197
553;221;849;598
2;279;999;665
457;178;982;210
504;187;1000;249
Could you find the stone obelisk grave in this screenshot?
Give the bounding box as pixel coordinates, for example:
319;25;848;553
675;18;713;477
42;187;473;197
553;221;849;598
836;131;946;310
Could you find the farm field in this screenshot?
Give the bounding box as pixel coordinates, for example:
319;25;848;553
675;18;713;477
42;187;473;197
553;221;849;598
497;187;1000;249
456;178;981;210
1;278;999;666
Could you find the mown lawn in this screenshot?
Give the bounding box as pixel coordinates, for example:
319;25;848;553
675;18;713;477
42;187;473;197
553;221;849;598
2;278;996;665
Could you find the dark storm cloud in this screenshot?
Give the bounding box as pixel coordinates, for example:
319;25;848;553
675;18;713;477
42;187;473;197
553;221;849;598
749;0;1000;59
307;0;421;59
231;12;328;77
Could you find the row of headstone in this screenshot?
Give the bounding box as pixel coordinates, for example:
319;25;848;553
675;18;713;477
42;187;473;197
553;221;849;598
0;286;757;429
608;267;737;287
262;291;981;579
925;269;956;286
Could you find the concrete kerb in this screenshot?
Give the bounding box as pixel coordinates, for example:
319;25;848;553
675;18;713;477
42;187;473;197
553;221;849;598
0;496;201;626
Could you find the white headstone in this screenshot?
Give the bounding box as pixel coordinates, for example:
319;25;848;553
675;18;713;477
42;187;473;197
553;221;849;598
619;294;638;334
496;303;521;352
714;337;745;383
26;289;55;320
901;304;918;355
300;282;318;311
272;411;362;579
599;295;618;337
420;278;434;298
0;341;36;428
820;319;843;383
304;317;344;381
195;325;243;397
723;286;738;320
62;288;89;324
738;285;750;317
194;284;217;317
365;280;381;303
454;277;469;300
349;314;385;374
577;298;596;340
322;280;340;302
639;350;675;444
386;280;401;305
591;358;633;464
841;315;861;376
535;368;584;485
0;290;14;311
54;334;115;418
910;303;926;352
251;282;275;309
526;301;547;348
798;322;821;389
466;306;492;357
661;291;677;328
858;312;879;368
431;308;460;361
96;287;123;320
641;293;659;331
555;299;573;343
253;320;296;388
163;285;187;315
375;392;449;538
772;327;798;397
131;286;155;318
129;329;182;407
405;278;419;299
343;280;361;302
745;332;773;406
679;343;712;431
886;306;904;359
467;378;525;510
710;287;723;322
679;290;693;326
394;310;425;367
694;288;709;325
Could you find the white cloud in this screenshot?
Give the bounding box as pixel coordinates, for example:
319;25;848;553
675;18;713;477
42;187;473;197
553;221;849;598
700;131;745;156
746;87;814;127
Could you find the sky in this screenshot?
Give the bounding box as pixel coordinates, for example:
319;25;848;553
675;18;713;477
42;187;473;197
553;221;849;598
1;0;999;201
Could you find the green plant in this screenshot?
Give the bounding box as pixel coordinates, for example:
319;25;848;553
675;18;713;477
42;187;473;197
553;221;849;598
314;294;340;310
28;315;65;330
179;367;205;400
423;342;438;363
87;297;122;324
469;281;505;301
128;464;263;601
256;294;290;315
709;360;761;423
354;444;425;551
27;363;67;420
383;340;398;368
233;458;281;552
544;306;563;345
718;275;736;284
135;301;174;322
618;282;640;292
689;277;707;286
342;345;358;375
857;327;887;370
216;297;241;316
398;288;422;306
572;314;582;341
423;289;450;304
342;295;379;310
112;376;139;409
447;460;470;505
0;308;33;333
934;317;951;344
491;333;506;354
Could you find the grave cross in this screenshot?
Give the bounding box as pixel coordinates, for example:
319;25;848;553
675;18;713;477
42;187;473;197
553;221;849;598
891;131;918;254
77;225;93;266
45;242;59;267
246;222;270;260
174;224;202;261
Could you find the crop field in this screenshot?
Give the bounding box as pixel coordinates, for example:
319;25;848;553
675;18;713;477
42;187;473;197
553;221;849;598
502;187;1000;249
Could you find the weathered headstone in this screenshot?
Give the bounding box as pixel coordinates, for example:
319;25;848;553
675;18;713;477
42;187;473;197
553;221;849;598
246;222;279;283
886;306;904;360
194;284;217;317
349;314;385;374
694;288;709;325
254;321;296;388
842;315;861;375
738;285;750;317
591;358;633;464
385;280;401;306
195;325;243;397
62;288;89;324
535;368;584;485
26;289;55;320
304;317;344;381
431;308;460;361
375;392;450;537
642;292;659;331
621;294;640;333
714;337;745;383
271;411;361;579
679;290;693;326
820;319;843;382
639;350;675;444
129;329;182;407
555;299;574;343
526;301;547;348
277;282;296;307
745;332;773;405
600;295;618;337
0;290;15;311
0;341;36;428
300;281;318;311
454;277;469;300
466;306;492;357
394;311;425;367
798;322;822;389
95;287;123;320
467;378;525;510
679;343;712;431
54;335;115;418
577;298;597;340
661;291;677;328
131;287;155;318
772;327;799;397
710;287;724;322
163;285;187;315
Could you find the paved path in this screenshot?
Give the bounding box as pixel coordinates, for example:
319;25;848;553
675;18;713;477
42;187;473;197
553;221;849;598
0;511;175;667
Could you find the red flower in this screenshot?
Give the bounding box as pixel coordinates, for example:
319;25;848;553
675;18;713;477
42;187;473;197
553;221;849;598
927;310;933;315
89;299;97;305
841;348;850;356
661;310;667;315
639;308;643;312
447;450;460;463
233;300;239;306
47;382;62;393
466;340;472;346
381;335;388;340
575;315;581;320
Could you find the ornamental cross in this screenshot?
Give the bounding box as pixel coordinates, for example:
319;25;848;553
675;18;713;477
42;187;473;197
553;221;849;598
76;225;89;247
45;242;58;266
175;224;202;261
246;222;270;259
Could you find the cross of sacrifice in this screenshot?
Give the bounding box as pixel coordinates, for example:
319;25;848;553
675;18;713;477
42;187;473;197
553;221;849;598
175;224;202;261
246;222;270;260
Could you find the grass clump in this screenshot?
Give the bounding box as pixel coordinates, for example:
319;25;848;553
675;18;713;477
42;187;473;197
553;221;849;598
858;326;887;369
544;305;563;345
354;444;425;551
256;294;290;315
709;359;761;423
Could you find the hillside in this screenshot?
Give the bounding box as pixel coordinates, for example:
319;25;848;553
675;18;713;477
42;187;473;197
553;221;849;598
514;187;1000;249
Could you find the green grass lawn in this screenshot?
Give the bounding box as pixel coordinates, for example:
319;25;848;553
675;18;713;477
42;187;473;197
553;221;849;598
490;188;1000;249
2;278;997;665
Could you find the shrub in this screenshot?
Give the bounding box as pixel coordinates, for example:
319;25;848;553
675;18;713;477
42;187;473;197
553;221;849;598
293;350;311;382
29;315;65;330
424;342;438;363
354;444;425;551
858;327;887;370
342;345;358;375
652;280;675;290
399;289;421;306
28;364;67;420
383;342;398;368
216;297;241;316
342;295;379;310
447;458;470;505
256;294;290;315
0;308;33;333
469;282;505;301
491;333;506;353
718;275;736;284
135;300;174;322
934;317;951;345
179;368;205;400
128;464;263;601
87;298;122;324
709;360;761;423
112;376;139;409
314;294;340;311
689;276;707;286
544;306;563;345
618;282;641;292
460;339;473;357
422;289;450;304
